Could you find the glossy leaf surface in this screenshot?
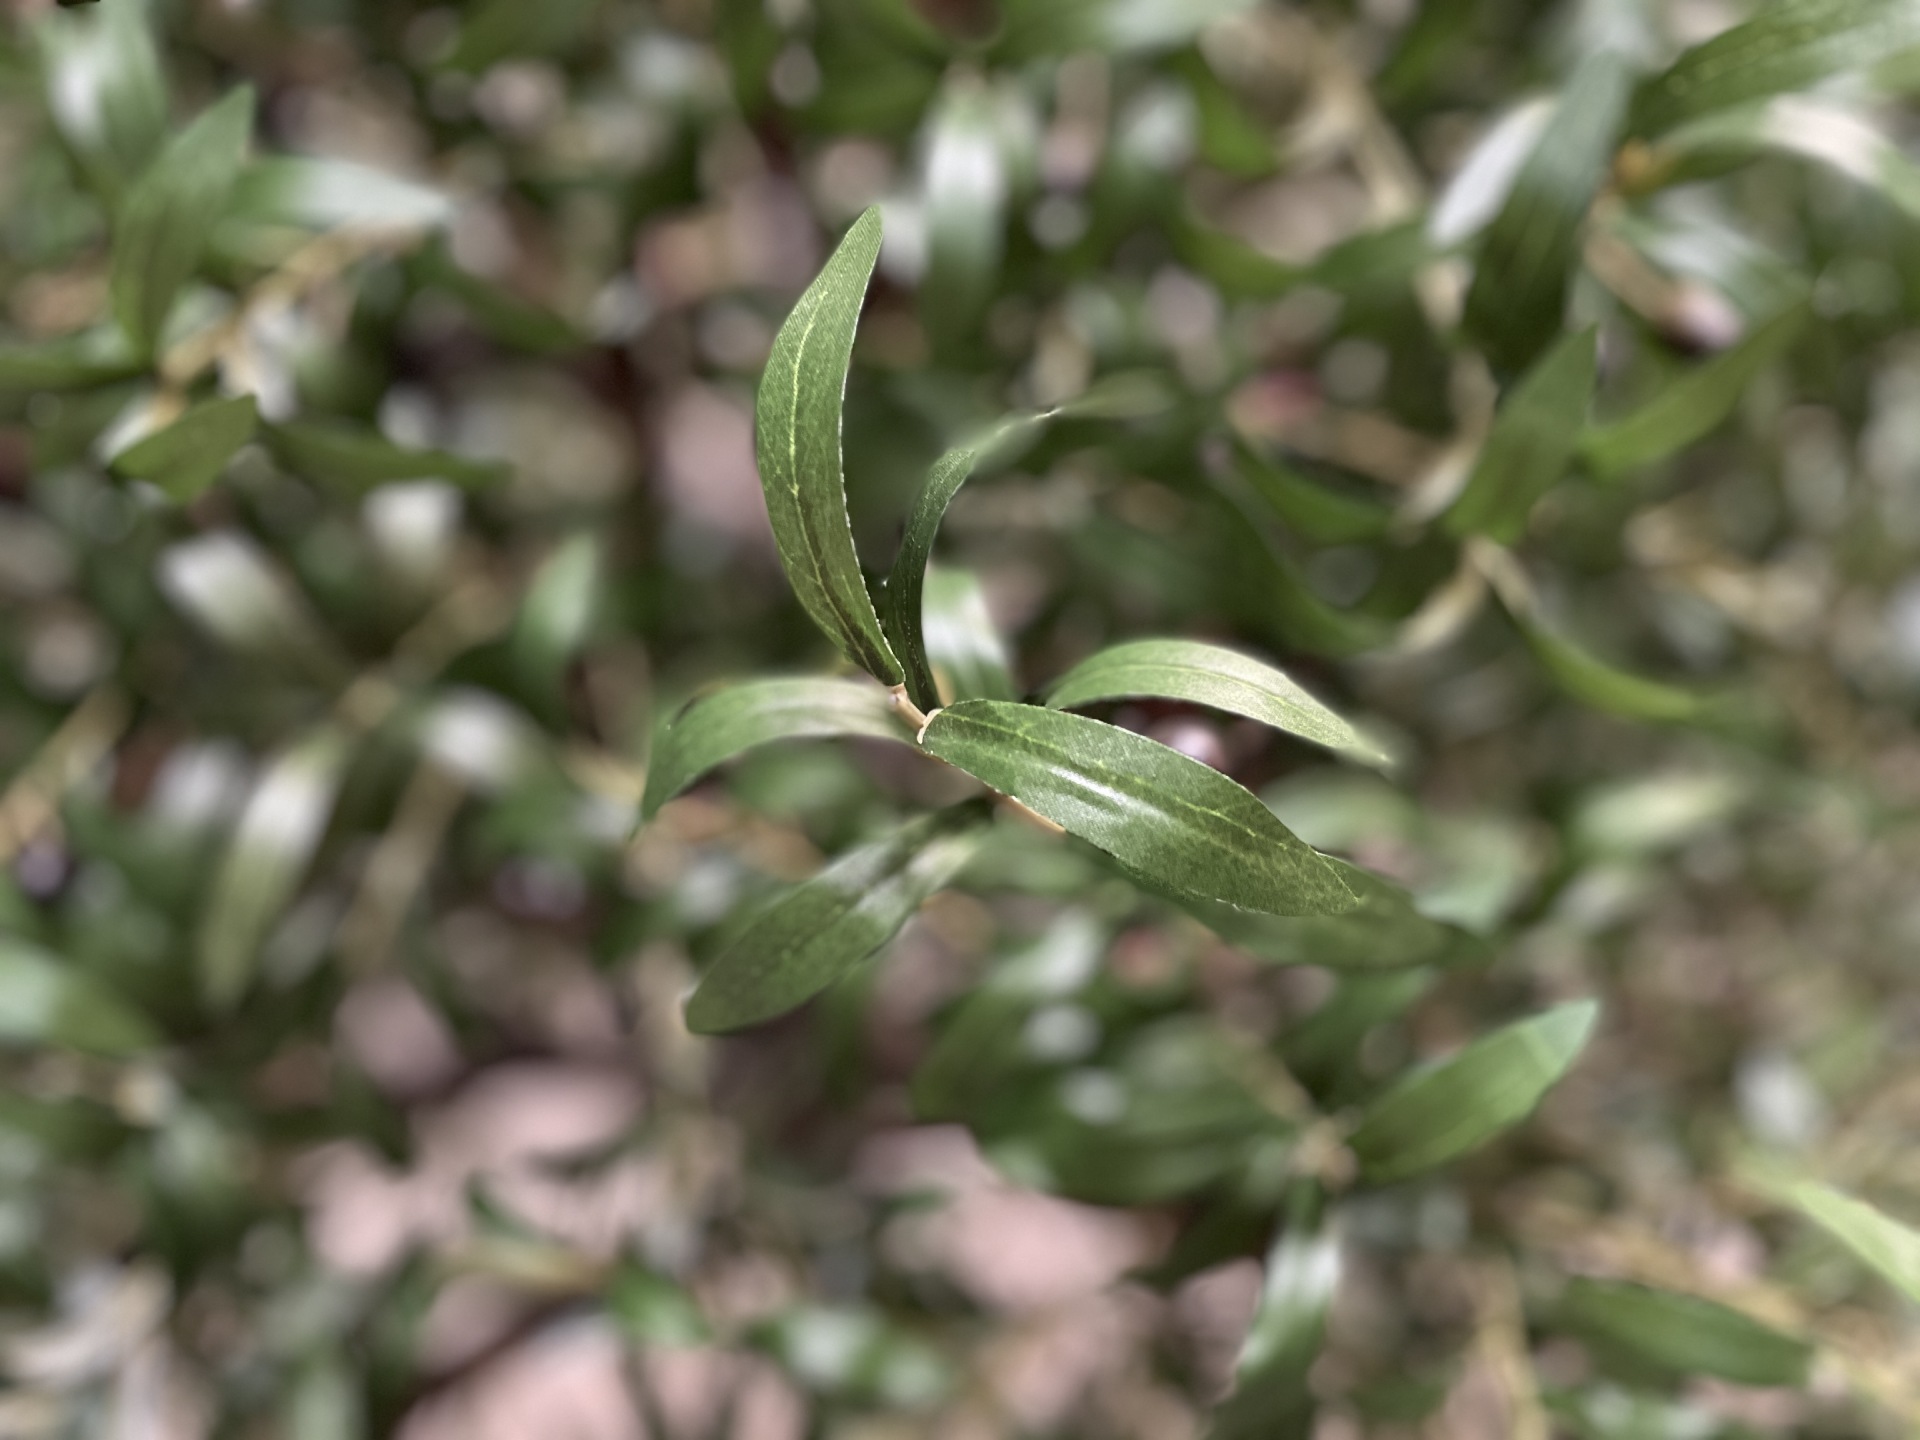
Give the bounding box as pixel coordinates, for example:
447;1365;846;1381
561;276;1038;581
919;701;1356;917
755;206;902;685
1044;638;1389;768
642;677;907;818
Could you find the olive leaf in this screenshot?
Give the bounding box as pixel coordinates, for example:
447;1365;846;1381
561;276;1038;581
685;803;986;1033
756;205;903;686
919;700;1357;917
642;677;908;818
1043;637;1390;768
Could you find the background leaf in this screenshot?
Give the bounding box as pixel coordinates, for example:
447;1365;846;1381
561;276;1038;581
1446;327;1596;542
685;803;986;1032
109;394;258;500
1464;53;1629;375
1347;1000;1598;1184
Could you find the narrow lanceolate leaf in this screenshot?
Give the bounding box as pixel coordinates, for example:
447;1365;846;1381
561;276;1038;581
919;701;1357;917
922;567;1017;703
1465;53;1630;375
885;447;982;712
111;87;255;357
1630;0;1920;139
885;413;1052;709
262;419;509;492
198;728;350;1010
1209;1188;1339;1439
1044;638;1390;769
1347;999;1598;1184
109;394;258;501
685;804;987;1033
1446;327;1596;543
1519;618;1712;723
1781;1181;1920;1303
0;329;142;391
0;936;158;1056
1558;1279;1813;1387
641;677;907;818
1581;302;1808;477
756;206;902;686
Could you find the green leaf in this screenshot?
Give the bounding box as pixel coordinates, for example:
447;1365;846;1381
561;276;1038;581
1347;999;1598;1184
1781;1180;1920;1303
109;394;258;501
197;727;350;1010
1236;448;1393;546
1650;97;1920;223
0;329;142;391
1630;0;1920;139
1209;1188;1339;1439
110;87;255;357
919;700;1356;917
34;0;168;201
1284;970;1436;1099
1557;1278;1813;1387
262;419;510;492
1465;53;1630;375
0;936;158;1056
756;206;903;686
921;566;1017;703
685;804;986;1033
884;412;1050;709
1518;615;1713;724
1446;327;1597;542
642;677;908;818
227;156;454;231
1044;638;1390;768
1580;302;1808;476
